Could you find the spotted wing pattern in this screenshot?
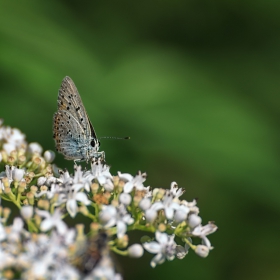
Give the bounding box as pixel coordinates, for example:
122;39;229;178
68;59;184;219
53;76;97;160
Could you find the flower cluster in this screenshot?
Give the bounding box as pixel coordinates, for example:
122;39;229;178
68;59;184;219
0;120;218;279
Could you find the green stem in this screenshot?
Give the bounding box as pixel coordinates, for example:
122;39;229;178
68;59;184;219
27;219;39;233
110;246;128;256
183;238;196;250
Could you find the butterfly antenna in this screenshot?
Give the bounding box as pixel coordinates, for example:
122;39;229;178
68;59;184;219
99;136;130;140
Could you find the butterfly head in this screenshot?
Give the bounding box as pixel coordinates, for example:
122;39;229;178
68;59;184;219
90;138;100;151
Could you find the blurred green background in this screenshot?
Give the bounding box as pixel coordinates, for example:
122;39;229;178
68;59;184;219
1;0;280;279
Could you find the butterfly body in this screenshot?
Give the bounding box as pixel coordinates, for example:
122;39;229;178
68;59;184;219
53;76;103;162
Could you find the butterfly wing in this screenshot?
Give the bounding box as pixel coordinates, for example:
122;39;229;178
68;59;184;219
53;76;97;160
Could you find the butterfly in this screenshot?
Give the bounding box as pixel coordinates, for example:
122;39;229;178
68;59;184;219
53;76;104;163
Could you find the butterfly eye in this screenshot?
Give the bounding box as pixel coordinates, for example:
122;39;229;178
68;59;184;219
98;140;101;147
90;140;95;147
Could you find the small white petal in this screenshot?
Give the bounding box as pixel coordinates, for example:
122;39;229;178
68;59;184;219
67;199;78;218
151;202;164;212
202;236;212;248
97;175;107;185
151;253;165;267
36;209;51;219
156;231;168;244
123;181;134;193
165;207;174;220
143;241;161;254
40;219;54;232
56;220;67;235
75;192;91;205
117;172;133;181
103;179;114;191
117;221;127;238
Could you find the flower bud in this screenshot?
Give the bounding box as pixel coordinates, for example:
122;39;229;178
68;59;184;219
18;155;26;165
119;193;132;205
128;244;144;258
44;150;55;163
195;245;209;258
188;214;202;228
174;209;188;223
37;200;50;210
145;208;157;223
139;198;151;211
28;143;43;154
91;182;99;193
117;234;129;248
20;206;33;220
3;207;11;219
26;192;34;205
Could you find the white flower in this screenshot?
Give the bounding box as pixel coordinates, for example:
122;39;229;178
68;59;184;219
143;231;177;267
99;205;134;238
149;190;180;220
84;158;113;189
12;167;25;182
64;185;91;218
72;165;91;192
191;222;218;249
0;124;26;154
128;244;144;258
36;208;67;235
173;204;190;223
118;171;148;193
170;182;185;198
53;168;92;218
